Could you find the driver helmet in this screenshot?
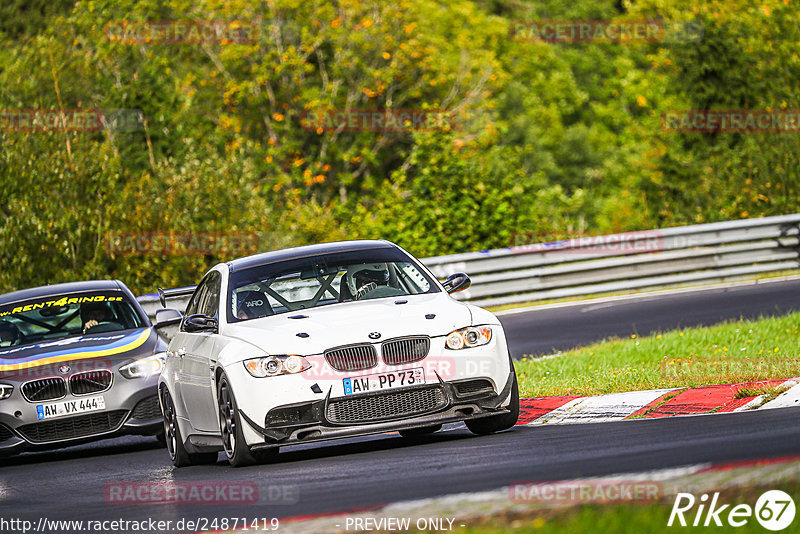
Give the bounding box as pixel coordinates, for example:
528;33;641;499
0;320;21;348
346;263;390;297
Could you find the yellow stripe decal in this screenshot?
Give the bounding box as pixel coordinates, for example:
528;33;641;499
0;329;152;372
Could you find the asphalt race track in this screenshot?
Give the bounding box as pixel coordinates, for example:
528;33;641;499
500;278;800;358
3;280;800;529
3;408;800;527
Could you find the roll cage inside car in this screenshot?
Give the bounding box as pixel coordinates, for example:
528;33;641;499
225;247;440;323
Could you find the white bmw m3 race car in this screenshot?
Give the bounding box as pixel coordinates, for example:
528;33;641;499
158;240;519;467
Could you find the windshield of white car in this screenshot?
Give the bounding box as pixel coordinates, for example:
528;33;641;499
0;291;146;348
228;248;439;322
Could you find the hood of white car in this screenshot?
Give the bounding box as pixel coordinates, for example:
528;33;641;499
221;293;473;356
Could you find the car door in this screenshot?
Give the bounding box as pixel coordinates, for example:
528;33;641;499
169;283;203;421
179;272;222;432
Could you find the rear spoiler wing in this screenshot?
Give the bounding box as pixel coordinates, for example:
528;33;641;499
157;286;196;308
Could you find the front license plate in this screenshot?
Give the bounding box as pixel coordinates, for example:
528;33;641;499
36;396;106;420
343;368;425;395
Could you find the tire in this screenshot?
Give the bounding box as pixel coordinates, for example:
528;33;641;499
399;424;442;438
155;430;166;448
217;374;259;468
161;387;218;467
466;369;519;435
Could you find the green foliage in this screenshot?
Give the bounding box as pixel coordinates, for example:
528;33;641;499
628;0;800;225
0;0;75;38
0;0;798;294
515;312;800;397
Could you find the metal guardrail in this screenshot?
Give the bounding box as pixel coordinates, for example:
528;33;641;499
138;214;800;315
424;214;800;307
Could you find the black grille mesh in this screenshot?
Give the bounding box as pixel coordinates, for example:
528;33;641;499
69;370;112;395
324;344;378;372
17;410;127;443
0;424;13;442
21;378;66;402
131;395;161;420
327;387;446;424
381;337;430;365
455;379;495;396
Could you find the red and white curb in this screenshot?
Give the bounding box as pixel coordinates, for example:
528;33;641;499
518;377;800;425
530;389;675;424
761;378;800;408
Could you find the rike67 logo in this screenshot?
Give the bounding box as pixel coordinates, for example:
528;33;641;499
668;490;796;530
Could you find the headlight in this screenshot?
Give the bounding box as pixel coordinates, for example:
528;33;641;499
244;355;311;378
0;384;12;400
119;353;166;379
445;326;492;350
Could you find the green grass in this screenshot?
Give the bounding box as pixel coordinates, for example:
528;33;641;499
449;481;800;533
733;383;790;400
515;312;800;397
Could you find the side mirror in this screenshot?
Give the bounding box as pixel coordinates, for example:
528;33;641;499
154;308;183;328
442;272;471;294
184;314;218;333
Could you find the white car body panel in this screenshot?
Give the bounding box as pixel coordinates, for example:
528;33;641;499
159;240;516;455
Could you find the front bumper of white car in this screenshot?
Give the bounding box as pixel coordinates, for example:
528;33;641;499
222;332;515;448
247;373;514;450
